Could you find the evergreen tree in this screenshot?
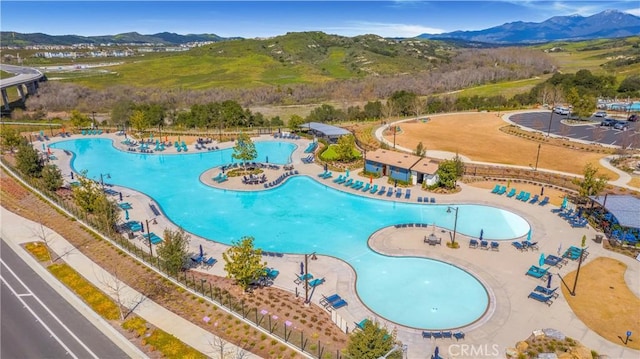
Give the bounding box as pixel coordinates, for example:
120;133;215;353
16;143;43;177
231;132;257;166
335;134;357;162
222;236;266;291
41;164;63;191
345;320;400;359
157;228;191;274
415;142;425;158
573;163;608;198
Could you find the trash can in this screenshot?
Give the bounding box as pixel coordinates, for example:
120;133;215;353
594;234;603;243
128;231;135;240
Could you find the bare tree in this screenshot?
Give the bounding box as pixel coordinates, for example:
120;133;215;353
96;263;146;320
208;332;249;359
31;222;56;262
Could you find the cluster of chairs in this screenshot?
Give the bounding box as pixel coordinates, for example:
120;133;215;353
118;202;133;210
318;171;333;179
143;232;163;245
492;186;550;206
34;133;49;141
213;173;228;183
261;251;284;257
273;132;300;140
264;171;298;188
417;196;436;203
469;239;499;251
552;208;587;228
242;174;267;185
395;223;430;228
194;143;219;151
301;155;314;163
512;241;539;251
320;293;347;310
57;132;72;138
123;221;142;232
138;143;154;153
103;188;120;196
304;142;317;153
190;254;217;267
562;246;588;261
422;331;465;340
149;203;161;216
610;229;639;246
175;141;189;152
122;138;138;146
82;129;103;135
527;286;558;306
424;234;442;246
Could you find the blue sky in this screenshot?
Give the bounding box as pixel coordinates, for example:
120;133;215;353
2;1;638;38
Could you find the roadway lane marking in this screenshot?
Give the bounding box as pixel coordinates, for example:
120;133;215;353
0;259;99;359
0;277;79;359
17;293;33;297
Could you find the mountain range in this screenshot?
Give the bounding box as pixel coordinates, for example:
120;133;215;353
418;9;640;44
1;10;638;47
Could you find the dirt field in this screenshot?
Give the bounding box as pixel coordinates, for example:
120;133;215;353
561;257;640;350
385;112;619;180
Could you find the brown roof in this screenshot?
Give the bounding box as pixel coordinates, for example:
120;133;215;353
412;157;439;175
366;149;421;170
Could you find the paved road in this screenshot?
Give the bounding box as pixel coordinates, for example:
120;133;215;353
0;64;44;89
510;111;639;148
0;239;129;359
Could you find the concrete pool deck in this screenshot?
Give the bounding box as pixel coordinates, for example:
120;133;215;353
38;132;640;358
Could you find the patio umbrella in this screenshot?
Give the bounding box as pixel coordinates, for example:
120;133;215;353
547;273;553;288
199;244;204;258
527;229;532;242
266;156;269;163
140;221;144;233
125;209;129;221
539;253;545;267
324;163;328;172
479;229;484;240
300;262;304;275
346;169;350;177
561;196;568;209
119;192;123;201
369;176;373;184
433;346;440;359
42;143;45;151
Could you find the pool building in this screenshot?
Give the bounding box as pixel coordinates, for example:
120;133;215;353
365;149;439;186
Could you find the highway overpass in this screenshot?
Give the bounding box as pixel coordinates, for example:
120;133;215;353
0;64;45;111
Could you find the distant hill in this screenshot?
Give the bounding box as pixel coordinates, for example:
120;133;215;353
0;31;230;46
418;10;640;44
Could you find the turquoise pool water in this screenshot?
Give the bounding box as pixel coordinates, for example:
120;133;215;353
51;138;530;329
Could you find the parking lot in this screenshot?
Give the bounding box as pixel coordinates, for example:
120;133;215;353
510;111;639;149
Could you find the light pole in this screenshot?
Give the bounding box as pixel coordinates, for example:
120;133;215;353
446;206;459;246
546;106;554;137
534;143;541;171
304;251;316;304
92;111;97;129
393;125;397;149
141;217;157;256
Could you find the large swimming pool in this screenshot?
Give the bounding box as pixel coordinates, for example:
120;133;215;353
51;138;530;329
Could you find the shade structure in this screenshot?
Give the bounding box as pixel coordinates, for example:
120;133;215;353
539;253;545;267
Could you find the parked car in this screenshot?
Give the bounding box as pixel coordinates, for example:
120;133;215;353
613;121;629;131
628;114;638;122
594;111;607;117
555;107;570;115
600;118;617;127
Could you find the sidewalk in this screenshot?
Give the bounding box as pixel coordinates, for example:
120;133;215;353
1;206;261;359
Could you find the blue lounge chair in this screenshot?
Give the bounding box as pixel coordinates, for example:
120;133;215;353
526;265;548;279
430;197;436;203
528;292;554;306
422;331;432;339
453;331;465;340
331;299;347;309
469;239;479;248
309;278;325;287
405;189;411;199
333;175;344;183
418;197;423;203
490;241;500;251
387;188;393;197
191;255;204;264
355;319;370;331
538;196;550;206
362;183;371;192
369;184;378;194
378;186;386;195
491;184;501;193
544;255;565;268
442;331;452;339
479;240;489;250
395;188;402;198
515;191;526;200
204;257;217;266
512;241;526;251
432;332;443;339
506;188;517;197
529;194;539;204
320;294;341;307
497;186;507;195
534;286;559;298
343;178;353;187
118;202;133;210
265;268;279;279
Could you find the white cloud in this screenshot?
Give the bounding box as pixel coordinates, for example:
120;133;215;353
624;7;640;16
330;21;445;37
